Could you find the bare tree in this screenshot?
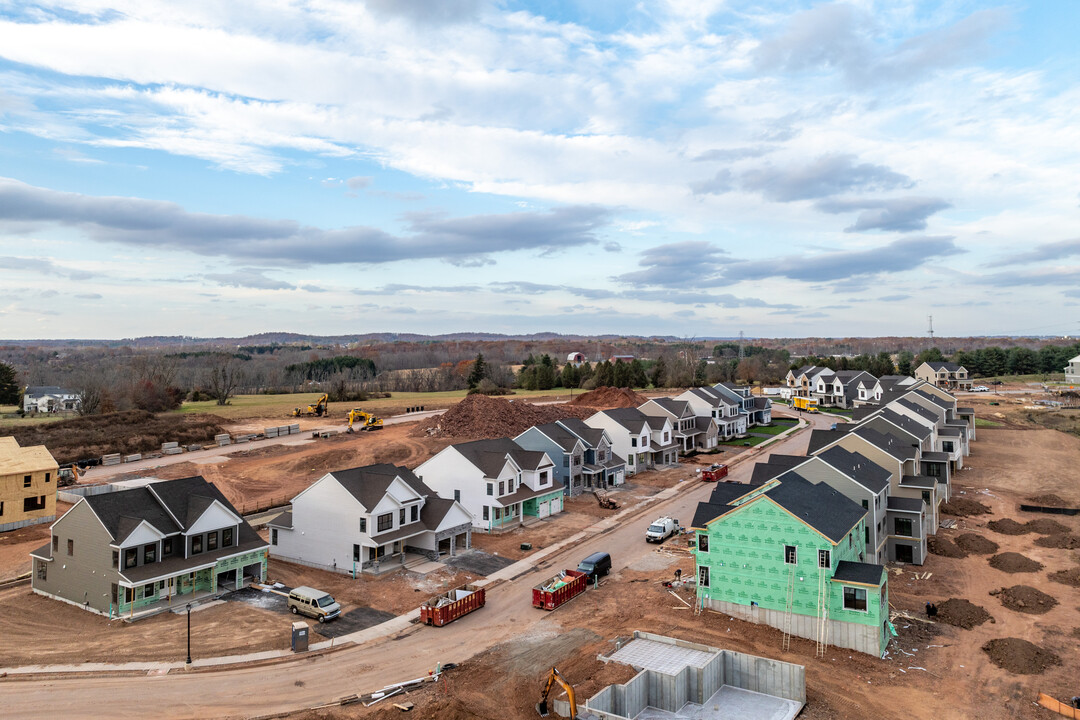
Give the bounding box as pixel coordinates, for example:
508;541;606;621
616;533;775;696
204;355;244;405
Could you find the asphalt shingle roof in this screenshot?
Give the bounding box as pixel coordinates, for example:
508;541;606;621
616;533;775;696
453;438;550;477
817;446;891;493
887;496;924;513
831;561;885;586
765;473;866;544
851;426;917;460
327;464;431;510
84;476;238;543
556;418;606;448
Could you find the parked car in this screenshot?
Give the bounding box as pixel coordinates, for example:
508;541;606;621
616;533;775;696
576;552;612;581
645;516;680;543
288;586;341;622
971;385;990;392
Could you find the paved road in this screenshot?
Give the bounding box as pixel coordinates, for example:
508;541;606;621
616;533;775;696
0;410;831;720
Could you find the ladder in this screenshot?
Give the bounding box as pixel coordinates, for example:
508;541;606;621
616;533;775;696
815;564;830;658
781;565;795;652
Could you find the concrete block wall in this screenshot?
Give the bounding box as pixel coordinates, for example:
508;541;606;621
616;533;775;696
705;597;880;657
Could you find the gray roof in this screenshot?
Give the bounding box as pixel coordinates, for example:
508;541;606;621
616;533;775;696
900;475;937;489
528;422;584;453
420;496;456;528
766;473;866;544
750;454;804;485
831;561;885;586
326;464;432;510
887;496;924;513
939;426;962;437
692;483;763;528
557;418;606;448
956;407;975;414
851;426;917;460
596;407;651;432
24;386;78;398
878;409;933;440
685;387;727;408
817;446;890;493
920;451;950;462
645;397;692;417
453;438;550;477
644;415;668;431
896;398;940;423
806;427;854;455
924;361;963;372
914;389;953;409
753;397;771;410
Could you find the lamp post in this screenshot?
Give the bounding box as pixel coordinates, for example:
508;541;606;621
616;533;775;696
186;603;192;666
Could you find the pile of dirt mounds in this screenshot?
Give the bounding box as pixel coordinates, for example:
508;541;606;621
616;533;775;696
940;497;991;517
928;535;966;558
992;585;1058;614
1034;534;1080;549
1024;518;1070;535
413;394;596;440
982;638;1061;675
9;410;228;464
955;533;999;555
568;386;649;408
988;553;1044;573
1048;567;1080;587
1026;493;1069;507
987;519;1030;535
936;598;992;629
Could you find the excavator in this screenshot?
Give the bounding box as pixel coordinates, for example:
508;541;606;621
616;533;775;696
57;464;82;487
347;408;383;432
292;394;329;418
536;667;576;718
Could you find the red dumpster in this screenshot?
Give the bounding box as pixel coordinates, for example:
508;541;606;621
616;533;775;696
702;464;728;481
532;569;588;610
419;584;486;627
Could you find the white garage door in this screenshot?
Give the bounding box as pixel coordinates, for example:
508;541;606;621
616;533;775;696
538;500;550;519
550;496;562;514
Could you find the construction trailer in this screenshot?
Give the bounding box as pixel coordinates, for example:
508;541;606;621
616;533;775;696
532;569;588;610
419;584;485;626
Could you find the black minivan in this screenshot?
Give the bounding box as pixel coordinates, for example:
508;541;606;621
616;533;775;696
577;551;612;581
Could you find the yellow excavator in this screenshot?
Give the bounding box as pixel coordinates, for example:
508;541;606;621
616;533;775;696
347;408;383;432
292;394;329;417
536;667;576;718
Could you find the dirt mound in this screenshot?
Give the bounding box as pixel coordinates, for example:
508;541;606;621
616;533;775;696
940;497;991;517
568;386;649;408
935;598;992;629
955;533;999;554
994;585;1058;614
1026;493;1069;506
1034;533;1080;549
1048;567;1080;587
988;553;1044;573
987;519;1030;535
981;638;1061;675
8;410;228;464
928;535;966;558
412;393;596;440
1024;518;1070;535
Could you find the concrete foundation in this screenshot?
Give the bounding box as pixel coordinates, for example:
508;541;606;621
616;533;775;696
704;598;882;657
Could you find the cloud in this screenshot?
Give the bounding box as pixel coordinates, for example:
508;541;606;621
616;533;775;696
693;147;771;163
972;267;1080;287
985;238;1080;267
204;268;295;290
299;284;328;293
488;281;562;295
0;255;71;276
346;176;373;190
732;236;963;282
0;178;610;266
689;169;734;196
741;154;913;202
365;0;482;26
75;292;103;299
815;197;952;232
614;241;730;287
878;294;912;302
603;241;622;252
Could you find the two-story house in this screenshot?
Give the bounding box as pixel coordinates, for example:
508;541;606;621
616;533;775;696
1066;354;1080;384
515;423;587;497
31;476;268;619
268;463;472;573
22;386;80;414
638;398;703;454
914;361;972;391
554;418;626;488
1;437;59;533
585;408;677;475
415;438;562;531
676;387;743;441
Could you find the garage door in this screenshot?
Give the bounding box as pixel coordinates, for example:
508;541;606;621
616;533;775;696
538;500;550;519
550;496;562;514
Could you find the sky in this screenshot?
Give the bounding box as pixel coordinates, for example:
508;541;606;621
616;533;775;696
0;0;1078;340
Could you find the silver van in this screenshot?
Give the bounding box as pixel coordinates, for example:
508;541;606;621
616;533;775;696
287;586;341;622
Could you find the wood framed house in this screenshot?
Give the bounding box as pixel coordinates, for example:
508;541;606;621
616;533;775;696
1066;354;1080;384
1;437;58;533
515;422;587;497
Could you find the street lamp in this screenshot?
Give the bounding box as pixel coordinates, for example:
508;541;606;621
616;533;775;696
186;602;192;666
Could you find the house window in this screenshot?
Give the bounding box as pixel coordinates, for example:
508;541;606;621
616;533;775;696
45;472;51;483
875;495;880;509
271;529;278;546
894;518;913;537
627;455;634;466
24;495;46;511
843;587;867;612
498;481;505;496
359;517;367;533
223;528;233;547
784;545;797;565
925;463;941;477
508;479;515;493
540;471;549;485
699;566;710;588
631;437;638;447
125;587;134;604
861;499;868;510
113;550;119;568
411;505;419;522
493;507;501;520
143;583;155;598
353;544;360;562
563;456;570;467
865;526;870;543
818;549;831;568
23;475;31;488
942;441;954;452
207;531;218;551
53;536;59;552
921;491;931;504
399;508;406;525
698;534;709;552
663;433;669;443
37;559;47;581
67;539;74;557
483;506;489;521
191;535;203;555
486;483;493;496
144;543;157;564
453;490;460;502
163;538;173;555
377;513;393;532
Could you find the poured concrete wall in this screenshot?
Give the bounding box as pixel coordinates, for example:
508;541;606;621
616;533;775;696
705;598;881;657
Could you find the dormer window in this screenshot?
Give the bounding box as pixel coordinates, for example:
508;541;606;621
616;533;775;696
144;543;157;564
222;528;234;547
125;548;138;568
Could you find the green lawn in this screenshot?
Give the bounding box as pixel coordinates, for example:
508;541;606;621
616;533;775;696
719;435;771;447
0;409;73;429
974;418;1005;428
750;423;792;436
772;417;798;425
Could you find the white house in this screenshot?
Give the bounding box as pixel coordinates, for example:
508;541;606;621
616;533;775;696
268;464;472;573
638;397;705;453
1065;354;1080;384
585;407;677;475
676;387;745;440
23;386;80;413
414;438;562;532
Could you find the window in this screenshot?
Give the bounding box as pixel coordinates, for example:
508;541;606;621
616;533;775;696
207;531;218;551
143;583;155;598
377;513;392;532
563;456;570;467
271;529;278;546
494;507;501;520
627;454;634;466
942;441;954;453
144;543;156;564
23;475;31;488
222;528;233;547
482;506;489;521
921;491;931;504
410;505;418;523
53;536;59;552
925;463;941;478
453;490;460;502
486;483;494;496
631;437;638;447
399;508;406;525
37;560;47;581
125;587;134;604
359;517;367;533
698;534;709;552
663;433;669;443
0;500;3;516
163;538;173;555
67;539;74;557
191;535;203;555
894;518;913;537
113;550;119;568
353;544;360;562
499;481;505;495
818;549;831;568
875;495;880;509
24;495;47;511
848;532;853;548
507;479;515;493
784;545;797;565
861;499;868;510
699;566;710;587
843;586;867;612
864;526;870;544
540;471;549;485
45;472;51;483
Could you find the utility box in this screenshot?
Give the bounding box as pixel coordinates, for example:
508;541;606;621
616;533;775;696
291;621;309;652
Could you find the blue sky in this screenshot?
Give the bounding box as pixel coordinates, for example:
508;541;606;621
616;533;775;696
1;0;1078;340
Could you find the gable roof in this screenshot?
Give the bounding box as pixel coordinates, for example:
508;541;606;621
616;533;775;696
806;427;853;455
326;464;431;510
596;407;652;432
0;437;58;474
895;398;940;423
876;408;933;440
691;483;766;528
851;426;917;460
525;422;585;453
24;386;79;398
453;438;550;477
684;386;736;408
816;446;891;493
764;473;866;544
643;397;692;417
85;476;240;543
750;454;805;485
556;418;606;448
831;561;885;586
923;361;963;372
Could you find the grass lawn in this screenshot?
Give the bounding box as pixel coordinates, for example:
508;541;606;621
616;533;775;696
974;418;1005;428
750;423;791;436
719;435;771;448
0;411;73;429
772;417;798;425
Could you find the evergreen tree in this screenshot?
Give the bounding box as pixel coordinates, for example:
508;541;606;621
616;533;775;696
577;361;594;387
612;360;631;388
649;357;667;388
466;353;487;389
629;359;649;388
0;361;18;405
595;360;614;387
896;350;914;376
693;359;707;387
560;362;579;389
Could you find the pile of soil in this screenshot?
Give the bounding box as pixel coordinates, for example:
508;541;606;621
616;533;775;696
1027;493;1069;506
935;598;992;629
1024;518;1070;535
413;394;595;440
940;497;991;517
994;585;1058;614
928;535;966;558
955;533;999;555
568;386;650;408
1034;534;1080;549
981;638;1061;675
988;553;1044;573
1048;567;1080;587
987;519;1030;535
9;410;228;464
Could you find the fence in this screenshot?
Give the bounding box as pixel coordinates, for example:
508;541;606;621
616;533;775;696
238;496;292;516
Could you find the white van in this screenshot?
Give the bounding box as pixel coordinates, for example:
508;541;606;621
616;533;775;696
287;586;341;622
645;517;679;543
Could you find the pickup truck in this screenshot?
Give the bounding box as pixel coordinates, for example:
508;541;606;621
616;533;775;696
645;516;680;543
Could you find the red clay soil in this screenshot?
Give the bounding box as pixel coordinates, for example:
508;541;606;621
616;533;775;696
940;497;991;517
927;535;966;558
569;386;650;408
935;598;992;629
412;394;597;439
988;553;1044;573
981;638;1061;675
1034;533;1080;549
954;533;999;555
994;585;1058;614
1026;494;1070;506
1048;567;1080;587
1024;518;1070;535
986;518;1030;535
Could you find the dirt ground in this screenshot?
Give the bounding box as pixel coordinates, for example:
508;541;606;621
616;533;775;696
0;501;71;581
